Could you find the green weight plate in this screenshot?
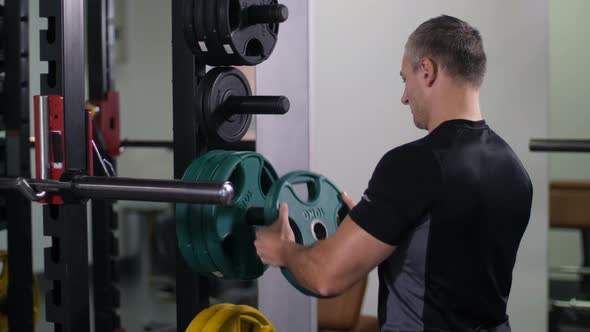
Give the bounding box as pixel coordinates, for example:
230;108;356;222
176;150;228;272
190;151;233;275
181;150;235;276
192;151;237;277
177;150;227;270
219;151;278;279
199;152;245;278
203;151;278;279
176;151;219;270
263;171;349;297
202;151;248;277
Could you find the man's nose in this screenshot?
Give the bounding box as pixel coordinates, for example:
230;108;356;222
401;94;409;105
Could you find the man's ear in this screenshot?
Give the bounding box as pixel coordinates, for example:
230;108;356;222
420;58;438;87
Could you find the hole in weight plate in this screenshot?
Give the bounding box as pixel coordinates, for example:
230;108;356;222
291;182;310;202
312;221;328;241
245;38;263;57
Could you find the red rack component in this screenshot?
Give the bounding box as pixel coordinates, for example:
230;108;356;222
90;91;121;158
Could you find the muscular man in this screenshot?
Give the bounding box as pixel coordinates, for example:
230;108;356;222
254;15;532;332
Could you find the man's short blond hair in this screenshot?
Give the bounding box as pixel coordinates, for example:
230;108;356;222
406;15;487;88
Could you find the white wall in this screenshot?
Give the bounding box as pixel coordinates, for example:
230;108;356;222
546;0;590;272
256;2;315;330
310;1;548;331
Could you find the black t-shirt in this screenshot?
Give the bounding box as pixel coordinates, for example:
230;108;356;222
349;119;532;332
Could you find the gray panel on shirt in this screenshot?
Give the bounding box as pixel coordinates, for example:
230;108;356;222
380;216;430;332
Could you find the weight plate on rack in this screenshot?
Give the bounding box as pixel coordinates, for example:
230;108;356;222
197;67;252;144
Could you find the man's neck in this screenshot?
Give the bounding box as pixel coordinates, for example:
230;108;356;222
427;86;482;132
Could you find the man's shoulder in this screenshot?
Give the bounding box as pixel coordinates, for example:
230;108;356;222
376;137;440;179
382;136;434;164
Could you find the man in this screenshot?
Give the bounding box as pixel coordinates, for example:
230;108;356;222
254;15;532;332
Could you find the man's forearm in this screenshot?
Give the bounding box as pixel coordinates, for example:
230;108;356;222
282;242;328;295
269;218;392;297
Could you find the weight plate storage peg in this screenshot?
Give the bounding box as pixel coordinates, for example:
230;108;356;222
196;67;290;144
187;0;289;66
263;171;349;297
196;68;252;144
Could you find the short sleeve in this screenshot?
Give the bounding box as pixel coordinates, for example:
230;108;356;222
349;144;442;246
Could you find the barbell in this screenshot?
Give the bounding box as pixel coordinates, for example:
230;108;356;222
176;150;348;296
0;148;344;297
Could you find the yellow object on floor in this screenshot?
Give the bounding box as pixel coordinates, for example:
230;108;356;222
0;250;40;331
186;303;275;332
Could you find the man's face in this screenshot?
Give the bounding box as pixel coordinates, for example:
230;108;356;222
400;53;429;130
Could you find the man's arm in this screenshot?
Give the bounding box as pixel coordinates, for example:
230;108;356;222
284;216;395;297
255;199;395;297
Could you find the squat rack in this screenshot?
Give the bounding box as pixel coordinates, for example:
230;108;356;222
1;0;271;330
171;0;211;328
87;0;121;330
1;0;222;330
4;0;34;330
35;0;221;326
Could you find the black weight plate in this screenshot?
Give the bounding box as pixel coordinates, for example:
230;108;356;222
183;0;200;54
205;0;225;56
217;0;280;66
193;0;235;65
193;0;223;58
189;0;284;66
194;68;217;141
192;0;208;53
211;0;242;65
198;67;252;143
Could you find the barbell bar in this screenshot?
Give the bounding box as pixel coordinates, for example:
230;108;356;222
0;176;234;206
530;139;590;153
